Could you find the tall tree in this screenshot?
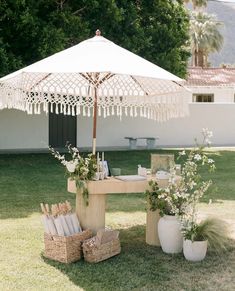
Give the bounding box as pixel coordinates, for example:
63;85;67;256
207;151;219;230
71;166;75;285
190;11;223;67
0;0;190;78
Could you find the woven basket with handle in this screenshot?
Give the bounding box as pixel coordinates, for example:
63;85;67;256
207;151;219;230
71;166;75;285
83;229;121;263
44;229;92;263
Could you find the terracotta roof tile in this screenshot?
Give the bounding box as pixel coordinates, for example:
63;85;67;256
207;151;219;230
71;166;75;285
186;67;235;86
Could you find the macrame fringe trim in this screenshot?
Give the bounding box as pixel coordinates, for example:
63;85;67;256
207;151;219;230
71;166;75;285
0;72;190;122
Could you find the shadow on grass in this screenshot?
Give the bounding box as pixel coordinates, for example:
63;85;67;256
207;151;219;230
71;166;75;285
42;225;235;291
42;225;181;291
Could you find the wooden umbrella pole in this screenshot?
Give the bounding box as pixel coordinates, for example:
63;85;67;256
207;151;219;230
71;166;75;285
92;86;98;155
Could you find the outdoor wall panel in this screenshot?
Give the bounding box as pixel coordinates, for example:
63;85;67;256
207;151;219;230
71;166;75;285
0;109;48;150
77;104;235;148
1;104;235;151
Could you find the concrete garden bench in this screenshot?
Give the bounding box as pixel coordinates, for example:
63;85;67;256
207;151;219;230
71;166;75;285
125;136;159;149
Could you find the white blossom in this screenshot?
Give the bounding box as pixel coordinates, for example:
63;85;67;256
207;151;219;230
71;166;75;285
173;193;178;199
164;188;170;194
194;154;201;161
66;161;77;173
58;155;65;161
205;139;212;145
202;128;213;138
72;147;79;153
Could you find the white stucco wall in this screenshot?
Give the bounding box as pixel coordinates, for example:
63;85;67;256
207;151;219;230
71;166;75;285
188;86;235;103
0;109;48;150
1;103;235;151
77;103;235;148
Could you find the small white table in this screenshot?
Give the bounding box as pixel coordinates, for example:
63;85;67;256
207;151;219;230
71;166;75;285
68;175;175;246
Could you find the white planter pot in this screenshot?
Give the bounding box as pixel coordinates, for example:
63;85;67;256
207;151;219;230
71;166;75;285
158;215;183;254
183;239;208;262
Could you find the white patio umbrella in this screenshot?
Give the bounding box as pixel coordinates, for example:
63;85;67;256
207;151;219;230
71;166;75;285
0;30;190;154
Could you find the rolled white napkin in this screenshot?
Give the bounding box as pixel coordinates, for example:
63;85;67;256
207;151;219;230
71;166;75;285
59;215;71;236
64;214;75;235
53;216;65;236
70;213;81;233
41;215;50;234
47;216;57;235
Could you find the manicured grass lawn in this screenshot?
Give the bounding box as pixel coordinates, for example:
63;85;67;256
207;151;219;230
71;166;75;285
0;150;235;290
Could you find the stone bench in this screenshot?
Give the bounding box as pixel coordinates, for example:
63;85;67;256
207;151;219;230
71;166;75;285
125;136;159;149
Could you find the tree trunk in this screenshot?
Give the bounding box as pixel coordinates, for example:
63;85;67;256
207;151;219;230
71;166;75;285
198;49;204;67
191;53;194;66
204;53;208;67
193;49;198;67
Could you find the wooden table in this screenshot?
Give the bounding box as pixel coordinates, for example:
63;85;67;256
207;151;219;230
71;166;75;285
68;176;173;246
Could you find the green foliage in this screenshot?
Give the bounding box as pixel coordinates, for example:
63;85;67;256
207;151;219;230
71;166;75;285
0;0;190;78
146;179;189;217
145;180;164;213
0;38;23;76
190;11;223;67
76;180;89;207
183;218;231;252
49;144;97;206
147;129;215;217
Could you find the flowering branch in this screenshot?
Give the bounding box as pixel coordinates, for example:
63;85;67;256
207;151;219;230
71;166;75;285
146;128;216;220
49;144;97;206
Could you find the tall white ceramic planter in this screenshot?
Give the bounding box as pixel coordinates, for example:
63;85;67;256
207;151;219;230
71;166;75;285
158;215;183;254
183;240;208;262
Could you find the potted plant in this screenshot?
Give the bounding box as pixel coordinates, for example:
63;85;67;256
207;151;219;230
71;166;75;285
177;129;230;261
146;173;187;254
182;217;230;262
146;128;216;254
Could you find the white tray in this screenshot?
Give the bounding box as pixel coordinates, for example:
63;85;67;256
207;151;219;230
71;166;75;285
115;175;147;181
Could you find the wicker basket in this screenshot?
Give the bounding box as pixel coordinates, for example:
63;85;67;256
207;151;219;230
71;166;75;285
44;229;92;263
83;235;121;263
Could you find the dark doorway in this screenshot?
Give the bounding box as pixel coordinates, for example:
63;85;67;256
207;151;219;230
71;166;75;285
49;106;77;148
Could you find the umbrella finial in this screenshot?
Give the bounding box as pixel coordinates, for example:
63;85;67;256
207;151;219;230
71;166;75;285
96;29;101;36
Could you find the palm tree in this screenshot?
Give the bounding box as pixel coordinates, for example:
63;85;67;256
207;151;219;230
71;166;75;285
190;11;223;67
184;0;208;10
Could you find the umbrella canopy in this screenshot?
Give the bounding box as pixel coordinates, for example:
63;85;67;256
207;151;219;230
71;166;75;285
0;30;190;153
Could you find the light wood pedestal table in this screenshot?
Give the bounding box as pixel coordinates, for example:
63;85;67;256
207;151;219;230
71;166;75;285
68;176;175;246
